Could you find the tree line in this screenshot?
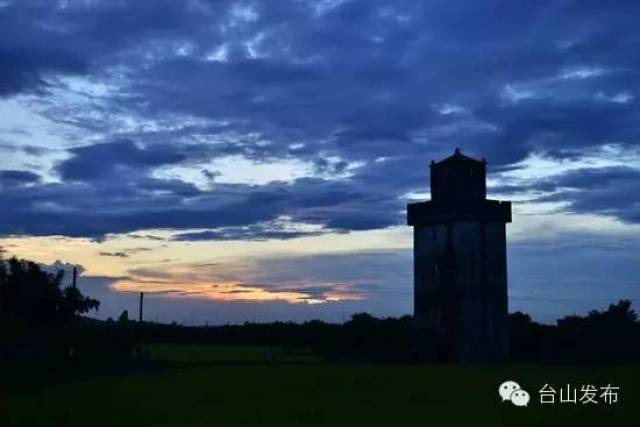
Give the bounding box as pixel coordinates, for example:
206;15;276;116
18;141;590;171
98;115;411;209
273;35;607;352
2;255;640;368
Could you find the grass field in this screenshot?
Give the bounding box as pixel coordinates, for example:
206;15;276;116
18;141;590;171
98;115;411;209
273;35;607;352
3;345;638;427
144;343;321;364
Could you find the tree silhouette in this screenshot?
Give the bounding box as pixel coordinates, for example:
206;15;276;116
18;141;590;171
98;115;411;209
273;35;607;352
509;300;640;363
0;256;99;325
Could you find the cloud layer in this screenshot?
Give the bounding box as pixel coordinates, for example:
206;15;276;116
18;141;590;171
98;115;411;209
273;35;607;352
1;0;639;240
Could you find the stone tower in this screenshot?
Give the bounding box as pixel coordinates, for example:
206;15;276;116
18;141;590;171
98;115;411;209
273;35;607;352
407;149;511;363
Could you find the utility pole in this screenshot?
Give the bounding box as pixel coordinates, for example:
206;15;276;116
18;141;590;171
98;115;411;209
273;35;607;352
139;291;144;322
72;267;77;289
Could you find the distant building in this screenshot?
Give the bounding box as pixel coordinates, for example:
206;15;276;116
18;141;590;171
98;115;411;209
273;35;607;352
407;149;511;363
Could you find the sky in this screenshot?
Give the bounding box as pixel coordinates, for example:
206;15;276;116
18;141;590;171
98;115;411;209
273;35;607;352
1;0;640;324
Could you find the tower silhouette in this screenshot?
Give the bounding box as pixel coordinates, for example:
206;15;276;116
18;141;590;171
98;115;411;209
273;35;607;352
407;149;511;362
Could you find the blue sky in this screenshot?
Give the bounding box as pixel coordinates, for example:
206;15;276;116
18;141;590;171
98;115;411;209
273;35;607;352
1;0;639;324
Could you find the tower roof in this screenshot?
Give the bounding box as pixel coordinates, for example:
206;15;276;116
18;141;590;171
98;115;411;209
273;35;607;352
433;148;485;165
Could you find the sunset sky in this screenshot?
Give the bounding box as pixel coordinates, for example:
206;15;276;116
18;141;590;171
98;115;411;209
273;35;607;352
1;0;639;324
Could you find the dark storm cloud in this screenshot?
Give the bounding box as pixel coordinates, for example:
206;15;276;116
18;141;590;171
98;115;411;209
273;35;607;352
537;167;640;223
57;139;186;182
490;165;640;224
0;3;87;95
150;0;638;165
0;0;230;95
0;170;41;186
2;0;640;236
475;93;640;164
0;165;404;238
173;227;323;242
547;166;640;190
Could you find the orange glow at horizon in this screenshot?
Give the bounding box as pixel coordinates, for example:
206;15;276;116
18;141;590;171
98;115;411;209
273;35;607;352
0;231;394;305
111;278;363;304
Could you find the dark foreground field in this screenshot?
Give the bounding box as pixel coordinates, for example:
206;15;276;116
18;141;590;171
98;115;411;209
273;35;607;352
3;345;638;427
